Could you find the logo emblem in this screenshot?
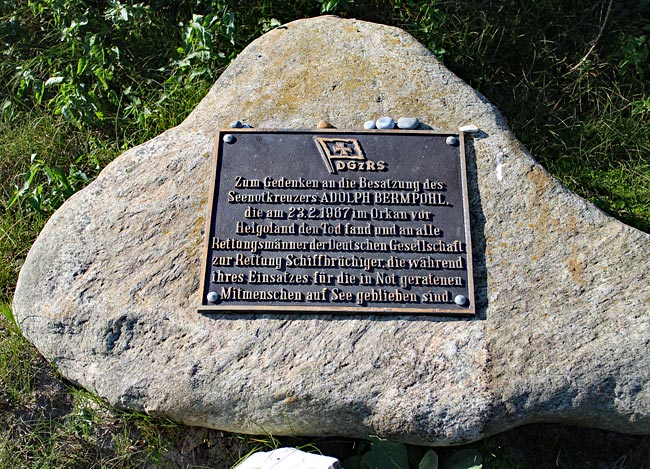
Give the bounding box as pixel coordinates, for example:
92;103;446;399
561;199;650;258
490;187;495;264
314;137;366;174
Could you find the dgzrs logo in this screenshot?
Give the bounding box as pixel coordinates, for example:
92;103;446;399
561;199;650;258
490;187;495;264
314;137;387;174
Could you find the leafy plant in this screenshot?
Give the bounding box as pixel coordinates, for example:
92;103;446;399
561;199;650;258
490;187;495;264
317;0;354;14
612;16;650;81
7;153;89;216
342;436;482;469
167;8;236;85
442;449;483;469
361;437;409;468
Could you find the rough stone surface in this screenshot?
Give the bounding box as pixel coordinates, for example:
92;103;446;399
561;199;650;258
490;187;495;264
13;16;650;445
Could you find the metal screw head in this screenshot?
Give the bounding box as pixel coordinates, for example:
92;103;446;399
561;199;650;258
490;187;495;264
446;136;459;146
207;291;219;303
454;294;467;306
223;134;235;144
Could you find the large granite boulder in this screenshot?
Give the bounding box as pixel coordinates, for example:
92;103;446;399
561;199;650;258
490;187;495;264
13;16;649;445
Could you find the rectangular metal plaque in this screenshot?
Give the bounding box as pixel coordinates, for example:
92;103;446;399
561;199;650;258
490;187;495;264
199;129;475;315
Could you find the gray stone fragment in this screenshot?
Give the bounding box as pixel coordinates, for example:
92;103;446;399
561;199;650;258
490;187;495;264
363;120;376;129
397;117;420;129
376;116;395;129
229;120;243;128
13;16;650;446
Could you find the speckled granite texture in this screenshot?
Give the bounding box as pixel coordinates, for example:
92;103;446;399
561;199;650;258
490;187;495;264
14;16;649;445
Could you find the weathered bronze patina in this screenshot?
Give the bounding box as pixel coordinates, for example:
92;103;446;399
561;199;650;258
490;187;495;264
199;129;475;315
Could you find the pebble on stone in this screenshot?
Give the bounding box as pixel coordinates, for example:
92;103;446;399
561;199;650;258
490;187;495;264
229;120;243;128
459;124;479;133
363;120;376;129
317;120;334;128
376;116;395;129
397;117;420;129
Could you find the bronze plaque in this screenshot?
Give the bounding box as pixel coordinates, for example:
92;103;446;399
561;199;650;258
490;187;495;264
199;129;475;315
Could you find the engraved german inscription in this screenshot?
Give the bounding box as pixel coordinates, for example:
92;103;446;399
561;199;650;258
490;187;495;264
199;130;475;315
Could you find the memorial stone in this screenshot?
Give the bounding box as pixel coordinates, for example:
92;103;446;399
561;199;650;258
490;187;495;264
13;16;650;445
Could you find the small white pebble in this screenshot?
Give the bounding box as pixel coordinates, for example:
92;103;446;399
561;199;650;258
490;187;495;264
376;116;395;129
397;117;420;129
459;124;479;133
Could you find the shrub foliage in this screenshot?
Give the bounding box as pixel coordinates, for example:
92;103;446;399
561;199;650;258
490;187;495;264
0;1;649;466
1;0;648;230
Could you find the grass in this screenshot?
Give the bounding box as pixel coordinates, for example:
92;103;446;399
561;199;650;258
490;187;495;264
0;0;648;467
0;302;259;467
0;303;38;404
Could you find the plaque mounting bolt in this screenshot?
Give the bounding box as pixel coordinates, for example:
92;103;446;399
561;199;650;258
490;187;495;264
454;295;467;306
446;136;459;146
207;291;219;303
223;134;236;144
